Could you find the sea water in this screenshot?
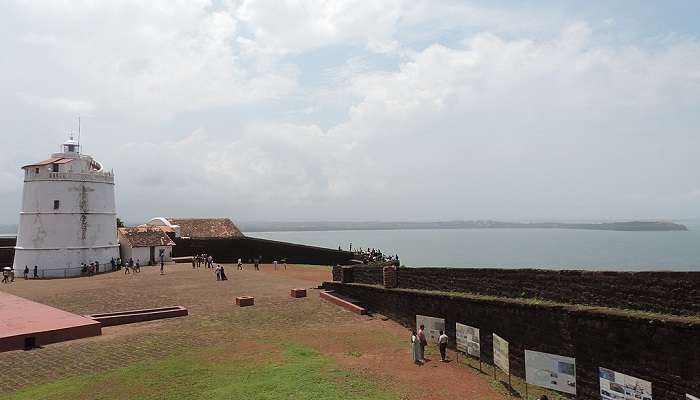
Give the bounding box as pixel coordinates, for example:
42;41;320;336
251;223;700;271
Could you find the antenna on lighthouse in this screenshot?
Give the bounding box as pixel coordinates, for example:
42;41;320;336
77;116;81;149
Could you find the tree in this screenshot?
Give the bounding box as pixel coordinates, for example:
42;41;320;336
116;217;125;228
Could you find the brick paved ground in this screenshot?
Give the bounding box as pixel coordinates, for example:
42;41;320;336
0;264;507;400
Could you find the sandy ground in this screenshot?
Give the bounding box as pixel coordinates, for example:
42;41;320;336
0;263;507;400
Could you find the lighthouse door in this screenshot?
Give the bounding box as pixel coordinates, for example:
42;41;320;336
149;247;155;264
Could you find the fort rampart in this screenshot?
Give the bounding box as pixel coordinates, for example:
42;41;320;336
326;265;700;399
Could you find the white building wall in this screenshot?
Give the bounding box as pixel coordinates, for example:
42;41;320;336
119;245;172;265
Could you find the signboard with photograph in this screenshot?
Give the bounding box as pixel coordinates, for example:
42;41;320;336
599;367;652;400
524;350;577;395
492;333;509;374
416;315;445;344
455;323;480;358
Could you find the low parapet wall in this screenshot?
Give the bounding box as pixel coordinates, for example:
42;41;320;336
324;281;700;400
332;265;700;316
173;236;353;265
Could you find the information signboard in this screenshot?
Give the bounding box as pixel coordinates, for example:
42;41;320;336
492;333;509;374
599;367;652;400
525;350;576;395
416;315;445;344
455;323;480;358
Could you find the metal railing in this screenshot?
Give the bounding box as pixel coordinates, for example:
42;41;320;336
25;172;114;184
21;264;120;279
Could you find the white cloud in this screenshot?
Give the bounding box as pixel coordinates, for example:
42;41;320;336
1;2;700;222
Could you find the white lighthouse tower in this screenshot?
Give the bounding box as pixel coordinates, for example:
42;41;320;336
13;137;119;278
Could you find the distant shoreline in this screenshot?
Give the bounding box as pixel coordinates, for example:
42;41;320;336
241;220;689;233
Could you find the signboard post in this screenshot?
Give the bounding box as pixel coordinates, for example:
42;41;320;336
492;333;509;379
524;349;577;395
416;315;445;344
599;367;652;400
455;322;481;370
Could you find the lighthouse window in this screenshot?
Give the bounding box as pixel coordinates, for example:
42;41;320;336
53;200;60;210
52;164;59;172
35;168;39;174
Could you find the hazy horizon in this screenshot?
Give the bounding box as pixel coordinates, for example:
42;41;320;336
2;1;699;223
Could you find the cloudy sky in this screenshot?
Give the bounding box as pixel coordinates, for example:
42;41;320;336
1;0;699;224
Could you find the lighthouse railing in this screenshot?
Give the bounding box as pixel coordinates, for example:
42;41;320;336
26;172;115;184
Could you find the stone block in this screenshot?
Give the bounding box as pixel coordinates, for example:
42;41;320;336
290;288;307;298
236;296;255;307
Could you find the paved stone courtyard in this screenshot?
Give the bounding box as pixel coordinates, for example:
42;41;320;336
0;263;507;400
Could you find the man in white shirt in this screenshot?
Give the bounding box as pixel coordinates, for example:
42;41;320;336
438;331;449;362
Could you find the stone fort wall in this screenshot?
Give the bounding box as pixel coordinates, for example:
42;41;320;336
173;236;353;266
332;265;700;316
323;280;700;400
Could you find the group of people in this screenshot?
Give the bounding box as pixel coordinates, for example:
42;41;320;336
214;264;228;281
192;254;214;269
346;245;399;265
410;325;449;365
120;258;141;274
1;265;40;282
80;261;103;276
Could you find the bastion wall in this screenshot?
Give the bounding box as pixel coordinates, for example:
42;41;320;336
325;266;700;399
173;236;353;266
333;265;700;316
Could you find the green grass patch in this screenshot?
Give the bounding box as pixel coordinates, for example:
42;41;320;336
3;343;398;400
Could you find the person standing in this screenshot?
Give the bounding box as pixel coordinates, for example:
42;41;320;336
273;260;278;271
2;269;9;284
411;330;422;365
417;324;427;363
220;265;228;281
33;265;39;279
215;264;221;281
192;256;196;269
237;258;243;270
23;265;29;280
438;331;449;362
254;258;259;271
160;258;165;275
135;259;141;273
282;258;287;271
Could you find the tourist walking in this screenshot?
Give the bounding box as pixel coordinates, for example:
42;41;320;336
2;268;9;284
23;265;29;279
220;265;228;281
411;330;422;365
33;265;39;279
135;259;141;273
192;257;196;269
254;258;259;271
282;258;287;270
160;259;165;275
124;262;130;274
215;264;221;281
274;260;278;271
237;258;242;270
417;324;427;362
438;331;448;361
